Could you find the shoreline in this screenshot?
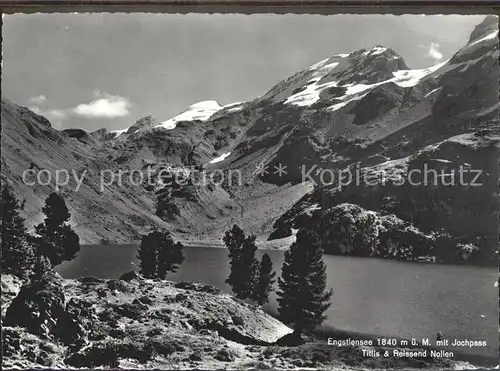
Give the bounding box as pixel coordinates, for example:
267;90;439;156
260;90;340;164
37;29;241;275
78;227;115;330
83;241;499;268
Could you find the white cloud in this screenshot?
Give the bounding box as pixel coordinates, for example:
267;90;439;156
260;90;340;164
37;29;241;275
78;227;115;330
44;110;67;129
28;106;66;119
46;109;67;120
426;42;443;62
28;106;42;115
26;91;130;128
73;93;131;118
28;95;47;105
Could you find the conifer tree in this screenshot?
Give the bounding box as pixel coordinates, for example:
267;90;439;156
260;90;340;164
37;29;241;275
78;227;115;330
137;230;184;278
223;224;258;299
137;231;160;278
252;253;276;305
1;184;33;277
34;192;80;266
157;232;184;278
223;224;246;260
277;228;332;333
238;235;259;299
223;224;246;291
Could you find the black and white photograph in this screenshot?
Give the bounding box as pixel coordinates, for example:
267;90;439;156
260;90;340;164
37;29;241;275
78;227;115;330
1;9;499;370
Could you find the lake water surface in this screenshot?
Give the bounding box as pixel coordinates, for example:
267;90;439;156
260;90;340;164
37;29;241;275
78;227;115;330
56;244;498;360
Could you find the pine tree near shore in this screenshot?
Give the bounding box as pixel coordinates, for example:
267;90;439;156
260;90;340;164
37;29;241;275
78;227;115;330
223;224;259;300
252;253;276;305
34;192;80;267
277;228;332;333
238;235;259;298
1;185;33;277
223;224;246;261
157;233;185;278
224;224;247;294
137;231;160;278
137;230;184;279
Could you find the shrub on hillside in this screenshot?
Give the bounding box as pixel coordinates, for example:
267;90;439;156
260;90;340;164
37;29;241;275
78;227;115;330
376;214;433;261
433;231;460;263
457;243;480;261
156;199;180;220
171;184;197;202
214;134;230;150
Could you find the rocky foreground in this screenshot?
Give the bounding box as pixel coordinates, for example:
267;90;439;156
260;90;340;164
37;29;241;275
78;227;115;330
2;272;473;370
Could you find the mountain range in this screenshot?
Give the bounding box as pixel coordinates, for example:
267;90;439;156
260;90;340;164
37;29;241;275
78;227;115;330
1;16;498;263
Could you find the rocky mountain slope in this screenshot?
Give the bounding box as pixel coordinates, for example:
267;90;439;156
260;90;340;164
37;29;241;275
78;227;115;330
1;16;498;260
262;16;499;263
1;99;172;243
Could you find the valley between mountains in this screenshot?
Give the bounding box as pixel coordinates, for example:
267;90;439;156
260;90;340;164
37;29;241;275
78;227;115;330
2;15;499;265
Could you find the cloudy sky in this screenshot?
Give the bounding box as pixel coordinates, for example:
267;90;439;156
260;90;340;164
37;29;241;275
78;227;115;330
3;13;487;131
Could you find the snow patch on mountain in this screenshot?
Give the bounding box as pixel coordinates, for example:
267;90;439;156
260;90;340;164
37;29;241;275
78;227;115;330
446;133;482;147
323;60;451;111
285;53;451;110
392;60;449;87
222;102;245;113
209;152;231;164
364;46;387;56
307;58;329;70
110;128;128;137
285;61;340;106
155;100;222;130
424;87;442;98
285;80;339;107
329;92;369;112
468;29;499;48
451;28;499;63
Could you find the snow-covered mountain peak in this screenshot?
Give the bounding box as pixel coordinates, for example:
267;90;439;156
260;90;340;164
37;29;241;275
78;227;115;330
467;15;498;44
270;17;496;113
154;100;222;130
261;45;409;106
153;100;246;131
450;16;498;65
187;100;222;111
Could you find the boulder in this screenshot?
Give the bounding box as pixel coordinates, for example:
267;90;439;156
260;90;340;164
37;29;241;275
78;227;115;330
53;297;95;348
1;274;23;319
4;271;65;337
2;327;60;367
215;348;236;362
113;301;148;320
65;340;152;367
134;295;154;306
